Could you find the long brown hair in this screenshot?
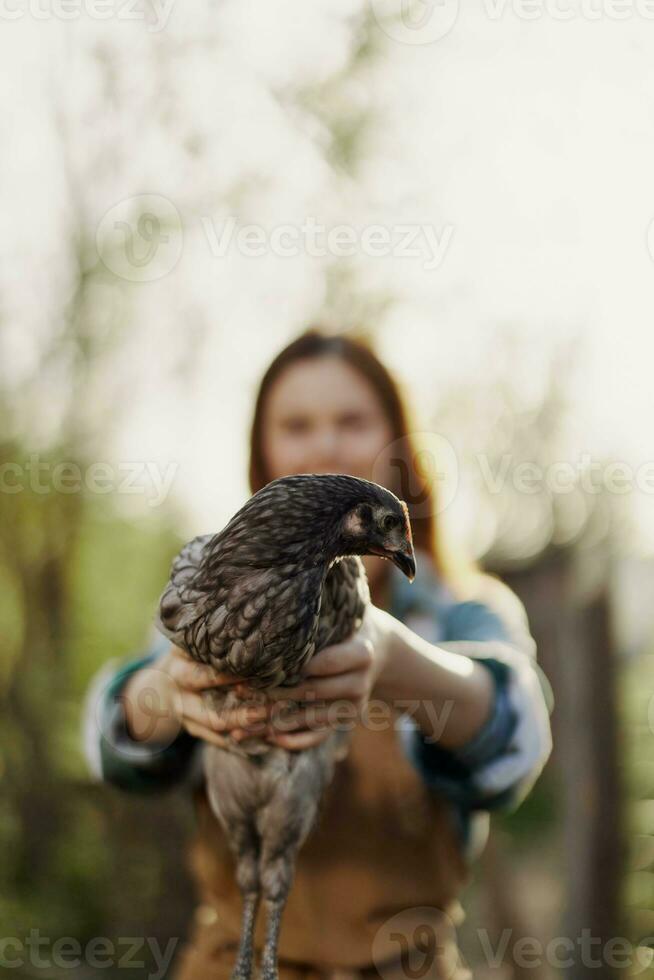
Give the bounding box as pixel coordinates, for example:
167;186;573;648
248;330;446;575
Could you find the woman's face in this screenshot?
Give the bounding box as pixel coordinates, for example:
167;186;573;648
262;356;395;486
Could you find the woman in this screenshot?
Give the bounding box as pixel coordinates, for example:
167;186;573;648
86;331;552;980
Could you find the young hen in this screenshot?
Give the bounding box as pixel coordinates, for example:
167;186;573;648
156;474;416;980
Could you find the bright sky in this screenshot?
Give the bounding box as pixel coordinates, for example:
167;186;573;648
1;2;653;552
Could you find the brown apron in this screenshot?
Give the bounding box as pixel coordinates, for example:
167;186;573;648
173;707;472;980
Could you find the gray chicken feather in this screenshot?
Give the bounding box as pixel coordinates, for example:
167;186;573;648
155;474;415;980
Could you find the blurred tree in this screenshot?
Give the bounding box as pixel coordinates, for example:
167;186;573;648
0;8;392;973
430;329;628;978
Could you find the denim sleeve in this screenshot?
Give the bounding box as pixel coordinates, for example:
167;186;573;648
83;646;199;793
402;595;552;812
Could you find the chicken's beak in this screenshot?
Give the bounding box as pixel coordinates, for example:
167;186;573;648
391;545;416;582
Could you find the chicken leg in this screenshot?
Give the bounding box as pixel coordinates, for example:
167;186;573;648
230;826;261;980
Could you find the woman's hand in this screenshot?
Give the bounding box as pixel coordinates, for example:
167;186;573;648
239;604;394;750
122;645;270;749
122;605;395;751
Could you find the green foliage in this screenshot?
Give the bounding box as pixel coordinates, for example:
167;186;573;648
495;773;559;846
623;649;654;952
0;479;192;974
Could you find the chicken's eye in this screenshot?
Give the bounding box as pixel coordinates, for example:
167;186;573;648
382;513;400;532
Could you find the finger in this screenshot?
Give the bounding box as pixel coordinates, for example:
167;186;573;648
264;641;370;699
231;724;269;741
266;705;330;733
268;671;368;706
168;652;244;692
267;727;332;751
267;698;363;733
178;691;269;733
183;719;232;749
304;639;373;679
